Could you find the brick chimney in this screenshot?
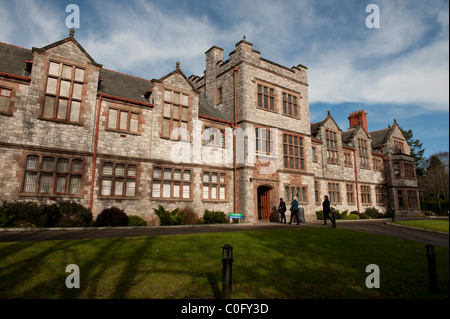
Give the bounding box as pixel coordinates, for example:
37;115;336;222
348;109;368;132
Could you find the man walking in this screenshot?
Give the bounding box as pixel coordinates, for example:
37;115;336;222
278;198;287;224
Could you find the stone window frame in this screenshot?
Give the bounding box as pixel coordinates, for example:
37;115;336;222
42;60;85;124
281;91;300;119
284;185;308;204
357;138;370;169
373;156;383;172
346;183;355;204
204;126;225;148
255;127;275;156
99;161;138;198
394;139;404;153
21;154;83;197
106;107;140;134
326;129;339;164
343;151;353;167
360;184;371;205
314;180;320;204
0;86;13;115
202;171;227;201
393;161;416;179
151;166;192;200
375;185;386;205
256;83;275;112
327;182;341;204
161;89;190;141
282;132;305;171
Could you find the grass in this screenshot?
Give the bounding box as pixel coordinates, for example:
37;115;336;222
394;219;449;233
0;228;448;299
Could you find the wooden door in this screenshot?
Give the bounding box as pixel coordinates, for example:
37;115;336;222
260;190;270;220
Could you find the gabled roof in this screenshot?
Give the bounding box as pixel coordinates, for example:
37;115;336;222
32;30;102;68
0;42;33;78
98;69;153;105
369;127;391;148
310;111;342;138
152;62;200;94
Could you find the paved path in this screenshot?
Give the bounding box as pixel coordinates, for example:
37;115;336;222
0;219;448;247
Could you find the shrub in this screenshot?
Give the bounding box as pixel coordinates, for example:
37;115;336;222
345;213;360;220
43;201;92;227
128;215;148;226
341;210;349;220
3;201;45;227
316;210;324;220
0;206;14;228
364;207;382;219
183;204;199;225
95;207;129;227
203;210;227;224
153;205;185;226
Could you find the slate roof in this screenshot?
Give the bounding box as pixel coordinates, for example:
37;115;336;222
369;128;391;148
198;95;233;123
98;69;153;104
0;42;33;78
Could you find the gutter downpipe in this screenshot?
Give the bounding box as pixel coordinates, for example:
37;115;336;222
89;94;102;212
353;149;360;213
233;67;238;216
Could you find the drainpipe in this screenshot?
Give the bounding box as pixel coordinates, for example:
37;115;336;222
233;67;238;215
89;94;102;212
382;146;393;218
353;149;360;213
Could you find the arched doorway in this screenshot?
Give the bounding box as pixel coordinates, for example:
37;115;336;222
257;185;273;221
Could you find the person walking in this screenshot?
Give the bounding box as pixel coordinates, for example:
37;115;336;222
322;195;335;226
278;198;287;224
288;196;300;225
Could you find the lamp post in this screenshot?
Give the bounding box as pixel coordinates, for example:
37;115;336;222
425;244;440;293
222;244;234;299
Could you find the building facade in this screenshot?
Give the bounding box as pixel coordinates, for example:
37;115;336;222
0;32;420;225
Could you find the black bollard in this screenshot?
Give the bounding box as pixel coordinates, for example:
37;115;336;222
425;244;440;293
222;244;233;299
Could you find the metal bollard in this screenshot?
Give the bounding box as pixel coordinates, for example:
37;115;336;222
425;244;440;293
222;244;233;299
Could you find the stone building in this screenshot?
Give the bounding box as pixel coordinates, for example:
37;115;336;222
0;31;420;225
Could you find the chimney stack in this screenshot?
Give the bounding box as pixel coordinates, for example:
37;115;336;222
348;109;368;132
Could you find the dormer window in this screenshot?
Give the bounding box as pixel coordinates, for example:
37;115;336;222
326;130;339;164
42;61;84;123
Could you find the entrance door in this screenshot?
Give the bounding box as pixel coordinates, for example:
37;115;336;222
258;186;272;220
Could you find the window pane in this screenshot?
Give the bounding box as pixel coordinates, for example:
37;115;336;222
59;80;71;97
152;182;161;197
72;83;82;100
164;90;171;101
203;173;209;183
163;169;171;179
183;171;190;181
56;99;68;120
46;77;58;94
108;109;117;129
119;111;128;130
153;168;161;178
56;175;67;193
164;103;171;117
127;166;136;177
26;156;39;170
74;68;84;82
173;92;180;104
103;163;113;175
49;62;60;76
72;160;82;173
173;184;180;198
173;105;180;119
163;182;171;198
0;96;9;112
101;179;112;196
114;180;123;196
69;176;81;194
126;181;136;197
211;185;218;199
181;94;188;106
162;119;170;137
182;184;190;198
56;158;69;172
181;106;188;121
70;101;80;122
203;185;209;199
23;172;37;192
130;113;138;132
115;164;125;176
39;173;53;193
173;169;181;180
42;157;54;171
62;65;73;79
220;186;226;199
211;173;218;183
220;174;225;183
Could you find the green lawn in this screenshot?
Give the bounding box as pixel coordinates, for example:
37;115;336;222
394;219;449;233
0;228;448;299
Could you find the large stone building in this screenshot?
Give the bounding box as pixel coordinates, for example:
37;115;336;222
0;31;420;224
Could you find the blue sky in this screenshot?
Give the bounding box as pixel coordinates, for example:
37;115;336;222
1;0;448;159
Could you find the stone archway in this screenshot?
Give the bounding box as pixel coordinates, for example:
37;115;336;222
257;185;273;221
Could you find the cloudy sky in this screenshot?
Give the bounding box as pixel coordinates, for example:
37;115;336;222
1;0;448;159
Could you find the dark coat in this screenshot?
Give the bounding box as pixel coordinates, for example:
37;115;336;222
278;201;287;213
322;198;331;214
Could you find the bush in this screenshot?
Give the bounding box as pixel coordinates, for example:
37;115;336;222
0;206;14;227
3;201;45;227
128;215;147;226
43;201;92;227
183;204;199;225
203;210;227;224
95;207;129;227
345;213;360;220
153;205;185;226
364;207;382;219
316;210;324;220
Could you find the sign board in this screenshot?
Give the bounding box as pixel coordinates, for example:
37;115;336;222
229;213;243;219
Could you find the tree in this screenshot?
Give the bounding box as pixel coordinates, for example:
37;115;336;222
400;127;426;176
419;154;449;212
